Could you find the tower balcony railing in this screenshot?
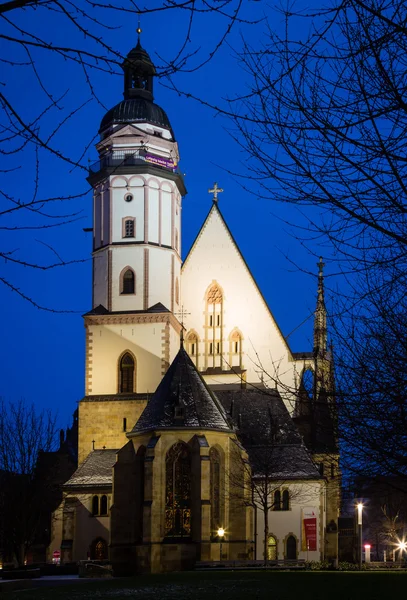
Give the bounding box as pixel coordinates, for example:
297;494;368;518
88;153;182;177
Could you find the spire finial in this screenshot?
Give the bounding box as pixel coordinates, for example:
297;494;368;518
208;182;224;203
136;13;142;40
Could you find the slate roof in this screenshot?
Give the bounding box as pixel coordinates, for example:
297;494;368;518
131;346;233;434
84;302;170;317
63;450;118;489
100;98;173;136
215;389;321;480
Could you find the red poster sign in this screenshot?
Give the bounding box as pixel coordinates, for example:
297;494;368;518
302;507;318;551
303;517;317;551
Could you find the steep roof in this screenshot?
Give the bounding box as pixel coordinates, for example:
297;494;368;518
182;203;293;357
63;449;117;489
216;388;321;480
130;346;233;434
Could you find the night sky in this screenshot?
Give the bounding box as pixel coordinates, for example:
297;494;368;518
1;2;327;429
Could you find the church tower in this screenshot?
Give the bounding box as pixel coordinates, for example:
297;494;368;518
79;38;185;464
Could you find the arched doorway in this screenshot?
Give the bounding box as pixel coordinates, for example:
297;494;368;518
286;535;297;559
91;537;108;560
267;535;277;560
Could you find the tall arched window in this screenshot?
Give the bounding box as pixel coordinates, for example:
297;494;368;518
282;490;290;511
286;535;297;559
175;277;180;305
165;442;191;538
119;352;135;393
100;495;108;516
229;329;243;368
206;283;223;369
210;447;221;535
273;490;281;511
267;535;277;560
122;268;135;294
92;495;99;516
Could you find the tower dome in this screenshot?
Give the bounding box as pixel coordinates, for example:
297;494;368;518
99;40;174;138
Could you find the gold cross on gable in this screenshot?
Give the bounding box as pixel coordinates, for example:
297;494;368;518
208;182;224;203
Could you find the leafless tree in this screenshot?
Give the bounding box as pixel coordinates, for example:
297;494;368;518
0;398;58;566
1;1;254;309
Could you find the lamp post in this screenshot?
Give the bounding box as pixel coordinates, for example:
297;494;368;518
357;503;363;569
217;527;225;562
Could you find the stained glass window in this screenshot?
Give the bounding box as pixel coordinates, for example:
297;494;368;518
120;353;135;393
165;442;191;538
210;447;221;534
267;535;277;560
94;538;108;560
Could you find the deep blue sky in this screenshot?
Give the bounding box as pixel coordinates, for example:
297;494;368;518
1;2;328;429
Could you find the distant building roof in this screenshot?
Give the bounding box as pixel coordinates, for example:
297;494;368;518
130;346;233;434
63;450;118;489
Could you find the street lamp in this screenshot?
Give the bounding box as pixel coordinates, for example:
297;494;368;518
217;527;225;562
357;503;363;569
396;540;407;562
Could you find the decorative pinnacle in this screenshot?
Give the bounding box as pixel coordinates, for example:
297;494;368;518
174;305;191;348
208;182;224;203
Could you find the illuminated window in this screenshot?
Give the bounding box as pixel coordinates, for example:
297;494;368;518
124;219;135;238
165;442;191;538
273;490;281;511
119;352;135;393
186;332;199;365
267;535;277;560
122;269;135;294
206;283;224;368
92;495;99;516
100;495;108;516
92;538;108;560
282;490;289;511
210;448;221;534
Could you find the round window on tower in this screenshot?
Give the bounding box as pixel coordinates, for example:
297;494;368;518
124;193;133;203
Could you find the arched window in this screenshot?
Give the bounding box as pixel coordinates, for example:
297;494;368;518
175;229;179;252
273;490;281;511
210;447;221;534
282;490;289;511
165;442;191;538
122;269;135;294
123;218;135;238
286;535;297;559
119;352;135;393
175;277;179;305
229;329;243;368
186;331;199;366
92;537;108;560
100;495;108;516
267;535;277;561
206;283;223;369
92;495;99;516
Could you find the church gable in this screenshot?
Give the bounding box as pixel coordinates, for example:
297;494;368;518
181;204;294;388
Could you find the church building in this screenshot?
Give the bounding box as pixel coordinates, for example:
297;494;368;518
50;37;339;574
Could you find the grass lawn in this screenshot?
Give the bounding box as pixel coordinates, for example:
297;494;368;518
3;570;407;600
